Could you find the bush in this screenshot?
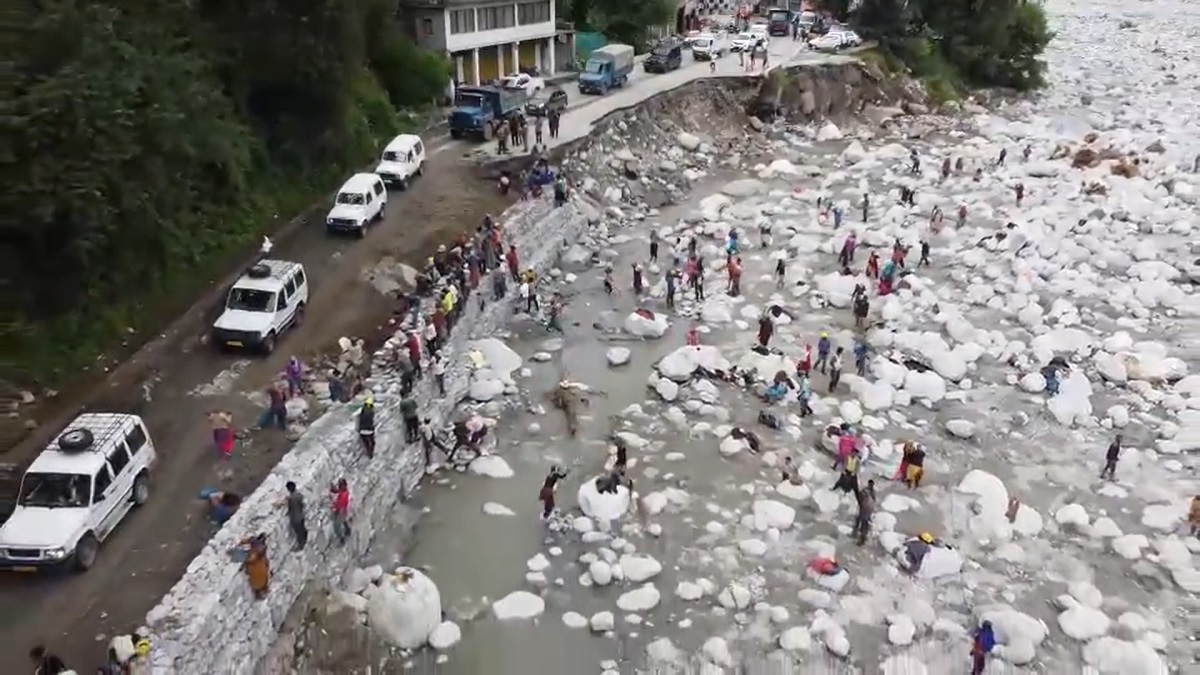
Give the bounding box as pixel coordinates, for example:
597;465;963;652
2;0;452;385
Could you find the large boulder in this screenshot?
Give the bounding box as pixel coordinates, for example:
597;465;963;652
625;310;670;339
658;345;730;382
578;476;631;523
366;568;443;649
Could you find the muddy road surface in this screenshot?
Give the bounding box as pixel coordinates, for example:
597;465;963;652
0;134;514;671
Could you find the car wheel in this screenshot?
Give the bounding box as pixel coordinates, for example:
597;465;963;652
357;224;367;239
74;534;98;572
132;473;150;506
262;332;276;355
416;162;424;176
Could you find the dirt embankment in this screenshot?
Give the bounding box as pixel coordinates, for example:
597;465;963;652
750;61;925;122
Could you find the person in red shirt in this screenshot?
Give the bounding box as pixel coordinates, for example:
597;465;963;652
865;251;880;279
797;344;812;377
505;245;519;281
330;478;351;545
405;332;422;377
726;257;743;297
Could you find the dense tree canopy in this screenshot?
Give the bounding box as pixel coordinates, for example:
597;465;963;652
2;0;449;383
820;0;1054;93
563;0;674;51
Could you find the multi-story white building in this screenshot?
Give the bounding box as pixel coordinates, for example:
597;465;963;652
400;0;569;85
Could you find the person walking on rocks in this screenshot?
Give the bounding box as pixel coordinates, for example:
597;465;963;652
632;263;644;295
853;288;870;330
829;347;844;391
919;240;931;267
285;356;304;397
279;481;308;550
831;203;843;229
853;337;869;376
520;276;536;313
774;257;786;288
997;148;1008;167
649;229;660;262
491;266;507;300
400;394;420;443
208;410;235;460
357;397;376;458
665;267;678;309
330;478;351;545
815;333;831;373
838;232;857;268
1100;434;1122;480
546;292;564;332
1014;182;1026;207
405;331;423;378
432;352;447;396
260;383;288;431
797;343;813;377
603;264;614;295
796;373;812;416
865;250;880;279
957;203;968;228
693;260;706;301
853;481;876;546
726;257;743;297
539;464;569;520
941;157;951;181
506;244;520;281
954;157;964;173
757;311;774;348
909;148;920;174
861;191;870;222
1023;145;1032;162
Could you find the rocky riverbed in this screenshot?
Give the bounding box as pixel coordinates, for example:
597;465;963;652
287;2;1199;673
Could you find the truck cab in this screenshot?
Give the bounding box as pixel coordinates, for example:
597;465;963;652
579;44;635;95
767;8;792;36
449;86;527;141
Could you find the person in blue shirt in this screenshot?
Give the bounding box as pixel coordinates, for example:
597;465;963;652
815;332;832;373
796;374;812;416
853;339;869;376
971;620;996;674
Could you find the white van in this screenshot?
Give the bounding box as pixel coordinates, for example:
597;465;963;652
326;172;388;236
375;134;426;189
0;413;157;572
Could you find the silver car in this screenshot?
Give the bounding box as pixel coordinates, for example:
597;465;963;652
691;36;726;61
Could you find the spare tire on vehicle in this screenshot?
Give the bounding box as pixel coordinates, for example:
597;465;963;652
58;428;95;452
246;263;272;279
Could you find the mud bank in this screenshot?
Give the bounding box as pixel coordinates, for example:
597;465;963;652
751;61;926;122
142;198;588;674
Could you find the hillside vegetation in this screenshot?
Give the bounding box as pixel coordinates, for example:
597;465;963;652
3;0;449;385
819;0;1054;99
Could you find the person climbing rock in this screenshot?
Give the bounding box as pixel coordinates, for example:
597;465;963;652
357;397;376;458
279;481;307;551
815;333;831;373
730;426;761;453
400;394;420;443
1100;434;1122;480
330;478;351;545
539;465;569;520
971;620;997;674
240;533;270;599
853;480;876;545
757;311;774;348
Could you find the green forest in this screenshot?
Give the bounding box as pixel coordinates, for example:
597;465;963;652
818;0;1054;100
4;0;450;385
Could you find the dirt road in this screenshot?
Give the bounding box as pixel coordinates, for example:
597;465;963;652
0;133;514;671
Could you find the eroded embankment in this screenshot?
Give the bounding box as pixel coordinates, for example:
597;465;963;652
142;59;918;675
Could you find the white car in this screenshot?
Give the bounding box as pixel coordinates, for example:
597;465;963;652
500;73;545;96
211;259;308;353
809;33;844;51
325;172;388;237
731;32;762;52
835;30;863;47
691;35;727;61
0;414;156;573
374;134;425;189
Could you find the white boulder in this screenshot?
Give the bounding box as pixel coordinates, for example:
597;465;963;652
366;568;443;649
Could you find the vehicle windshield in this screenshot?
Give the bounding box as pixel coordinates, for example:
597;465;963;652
737;33;754;41
455;92;485;108
584;60;604;74
769;10;789;22
336;191;366;206
694;39;712;48
226;287;275;312
18;472;92;508
382;150;406;161
652;44;675;56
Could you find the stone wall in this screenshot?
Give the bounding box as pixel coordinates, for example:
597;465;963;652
143;198;589;674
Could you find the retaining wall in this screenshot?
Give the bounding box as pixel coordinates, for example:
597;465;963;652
143;198;589;674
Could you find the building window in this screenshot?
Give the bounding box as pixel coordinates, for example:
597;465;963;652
478;4;516;31
518;1;551;25
421;17;434;37
450;8;476;34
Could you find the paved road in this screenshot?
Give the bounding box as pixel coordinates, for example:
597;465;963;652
0;35;831;671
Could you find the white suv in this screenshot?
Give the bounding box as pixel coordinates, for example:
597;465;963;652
326;172;388;237
210;259;308;354
375;134;426;189
0;414;156;573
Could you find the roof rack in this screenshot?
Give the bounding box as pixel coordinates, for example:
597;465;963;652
54;413;132;454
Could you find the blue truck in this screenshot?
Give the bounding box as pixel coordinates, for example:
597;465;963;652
578;44;635;95
448;86;528;141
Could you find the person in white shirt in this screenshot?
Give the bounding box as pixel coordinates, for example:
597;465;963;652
432;353;447;395
423;320;438;355
829;347;844;392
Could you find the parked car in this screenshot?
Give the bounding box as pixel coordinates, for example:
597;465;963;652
809;33;843;51
526;88;568;116
837;30;863;47
683;30;704;47
500;72;545;96
0;414;157;573
691;35;727;61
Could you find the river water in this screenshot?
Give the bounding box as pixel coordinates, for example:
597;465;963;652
300;0;1200;672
